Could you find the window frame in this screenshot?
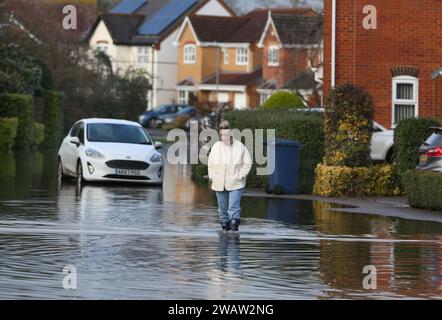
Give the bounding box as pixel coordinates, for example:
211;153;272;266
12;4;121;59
391;75;419;127
268;46;280;67
137;46;149;64
183;44;196;64
178;91;189;105
236;47;249;65
222;48;229;65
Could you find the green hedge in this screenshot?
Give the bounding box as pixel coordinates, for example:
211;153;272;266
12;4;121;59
43;90;64;149
313;164;401;197
403;170;442;212
224;109;324;193
394;118;440;174
0;93;34;148
0;117;19;150
33;123;45;148
261;91;304;110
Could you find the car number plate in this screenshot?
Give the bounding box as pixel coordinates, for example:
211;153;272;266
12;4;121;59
115;169;141;176
420;155;428;163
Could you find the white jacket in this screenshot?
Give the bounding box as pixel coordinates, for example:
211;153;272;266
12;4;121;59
208;140;252;192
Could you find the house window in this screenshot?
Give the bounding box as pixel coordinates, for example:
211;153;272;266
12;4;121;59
268;46;279;66
222;48;229;64
184;44;196;64
260;93;270;105
392;76;419;126
137;47;149;63
236;48;248;65
178;91;189;105
96;44;108;53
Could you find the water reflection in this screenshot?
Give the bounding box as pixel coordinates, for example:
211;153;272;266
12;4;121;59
0;150;440;299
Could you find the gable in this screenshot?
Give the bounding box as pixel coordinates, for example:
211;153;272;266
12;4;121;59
195;0;232;17
262;21;281;47
177;21;199;45
89;20;114;46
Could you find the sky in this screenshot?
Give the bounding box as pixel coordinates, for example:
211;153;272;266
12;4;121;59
225;0;324;14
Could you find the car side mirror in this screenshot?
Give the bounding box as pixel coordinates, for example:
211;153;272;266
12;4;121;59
155;141;163;150
70;136;81;147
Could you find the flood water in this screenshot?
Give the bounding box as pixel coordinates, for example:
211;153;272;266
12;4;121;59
0;150;441;299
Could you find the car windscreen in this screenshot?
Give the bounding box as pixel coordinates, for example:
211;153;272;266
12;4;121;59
87;123;152;145
425;131;442;146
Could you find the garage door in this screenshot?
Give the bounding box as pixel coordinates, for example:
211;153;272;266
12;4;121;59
234;93;246;110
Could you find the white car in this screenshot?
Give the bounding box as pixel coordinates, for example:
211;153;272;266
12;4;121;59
371;121;395;162
295;108;395;162
58;119;164;187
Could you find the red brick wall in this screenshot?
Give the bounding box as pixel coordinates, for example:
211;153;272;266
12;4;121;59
262;25;310;87
323;0;442;128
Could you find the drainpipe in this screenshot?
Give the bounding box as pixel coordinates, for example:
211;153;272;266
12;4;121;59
331;0;336;88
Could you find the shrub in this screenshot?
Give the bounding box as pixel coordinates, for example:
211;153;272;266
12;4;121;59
323;84;374;167
0;117;19;150
313;164;401;197
402;170;442;212
224;109;324;193
0;93;34;148
175;115;191;130
260;91;304;110
33;123;45;148
394;118;440;174
42;90;64;149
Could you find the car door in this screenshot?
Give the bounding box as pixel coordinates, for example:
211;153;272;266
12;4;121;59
65;122;84;174
371;123;383;160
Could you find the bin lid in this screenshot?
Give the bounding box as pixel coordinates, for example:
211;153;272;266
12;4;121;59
264;139;303;147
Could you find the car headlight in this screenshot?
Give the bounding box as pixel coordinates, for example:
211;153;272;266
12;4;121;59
164;117;174;124
85;148;105;159
150;152;162;163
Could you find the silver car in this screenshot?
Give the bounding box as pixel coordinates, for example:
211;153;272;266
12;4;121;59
417;127;442;172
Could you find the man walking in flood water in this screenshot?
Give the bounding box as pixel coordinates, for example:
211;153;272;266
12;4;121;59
208;121;252;233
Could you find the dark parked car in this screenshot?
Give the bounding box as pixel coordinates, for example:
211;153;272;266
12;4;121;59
138;104;190;128
417;127;442;172
157;106;197;129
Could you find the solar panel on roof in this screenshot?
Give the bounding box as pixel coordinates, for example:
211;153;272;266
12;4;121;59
110;0;147;14
137;0;198;35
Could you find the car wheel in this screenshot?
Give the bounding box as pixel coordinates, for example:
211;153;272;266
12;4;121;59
57;159;69;185
76;161;86;189
386;148;396;164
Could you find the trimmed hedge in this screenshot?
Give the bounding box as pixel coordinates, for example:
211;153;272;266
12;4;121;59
394;118;440;174
33;123;45;148
323;84;374;167
224;109;324;193
0;117;19;150
43;90;64;148
402;170;442;212
313;164;401;197
0;93;34;148
261;91;304;110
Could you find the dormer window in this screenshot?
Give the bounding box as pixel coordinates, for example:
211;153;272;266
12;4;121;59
184;44;196;64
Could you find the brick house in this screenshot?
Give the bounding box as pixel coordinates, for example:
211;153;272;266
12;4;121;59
257;9;323;106
174;8;322;109
173;10;269;109
323;0;442;128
